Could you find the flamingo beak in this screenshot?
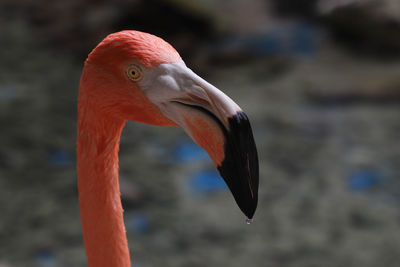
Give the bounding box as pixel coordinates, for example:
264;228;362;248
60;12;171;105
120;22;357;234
140;61;259;219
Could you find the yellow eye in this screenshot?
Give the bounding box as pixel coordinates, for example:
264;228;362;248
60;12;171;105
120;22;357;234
126;65;143;82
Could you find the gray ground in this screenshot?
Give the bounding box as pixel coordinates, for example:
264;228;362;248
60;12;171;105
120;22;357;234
1;14;400;267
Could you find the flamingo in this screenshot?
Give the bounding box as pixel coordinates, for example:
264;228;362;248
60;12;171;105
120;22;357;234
77;30;259;267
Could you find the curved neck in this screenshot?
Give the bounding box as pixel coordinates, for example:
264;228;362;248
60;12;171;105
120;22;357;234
77;103;130;267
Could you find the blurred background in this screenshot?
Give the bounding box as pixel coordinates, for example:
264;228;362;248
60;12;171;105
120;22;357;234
1;0;400;266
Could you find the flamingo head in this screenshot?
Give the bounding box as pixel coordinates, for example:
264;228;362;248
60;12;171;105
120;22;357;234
79;30;259;219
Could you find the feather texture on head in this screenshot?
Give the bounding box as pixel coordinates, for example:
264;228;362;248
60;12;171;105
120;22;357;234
87;30;181;69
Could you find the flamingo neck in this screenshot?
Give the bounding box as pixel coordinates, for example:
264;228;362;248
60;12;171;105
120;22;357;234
77;104;131;267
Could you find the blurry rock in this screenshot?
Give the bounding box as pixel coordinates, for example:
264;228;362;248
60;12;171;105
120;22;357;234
0;83;18;102
317;0;373;14
46;150;73;168
208;23;321;62
321;3;400;56
271;0;319;18
186;169;227;196
0;0;216;61
173;139;210;164
317;0;400;21
35;250;57;267
126;212;149;234
304;57;400;105
348;168;382;191
273;0;400;23
119;176;144;207
271;0;400;57
145;140;169;161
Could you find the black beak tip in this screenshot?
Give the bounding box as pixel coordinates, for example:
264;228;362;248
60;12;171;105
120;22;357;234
244;199;258;220
217;111;259;220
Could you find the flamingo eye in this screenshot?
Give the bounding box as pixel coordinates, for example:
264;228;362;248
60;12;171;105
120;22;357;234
126;65;143;82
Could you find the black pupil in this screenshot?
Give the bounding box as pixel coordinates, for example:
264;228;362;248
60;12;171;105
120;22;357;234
131;70;136;76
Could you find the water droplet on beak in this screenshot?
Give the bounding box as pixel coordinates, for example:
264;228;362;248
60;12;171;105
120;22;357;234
246;218;253;224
